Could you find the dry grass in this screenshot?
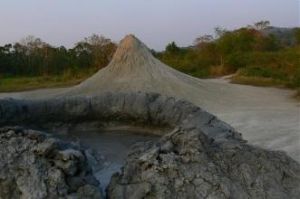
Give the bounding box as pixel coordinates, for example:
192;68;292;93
231;75;300;101
209;65;232;77
230;75;285;87
294;89;300;100
0;72;93;92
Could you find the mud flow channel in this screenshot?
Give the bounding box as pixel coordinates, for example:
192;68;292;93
57;130;159;191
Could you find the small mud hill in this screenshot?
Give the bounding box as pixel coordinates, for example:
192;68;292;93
64;34;233;108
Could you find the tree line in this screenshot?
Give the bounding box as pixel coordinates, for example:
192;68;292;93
156;21;300;88
0;21;299;88
0;34;116;77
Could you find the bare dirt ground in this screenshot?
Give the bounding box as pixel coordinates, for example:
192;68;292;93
206;77;300;162
0;35;299;162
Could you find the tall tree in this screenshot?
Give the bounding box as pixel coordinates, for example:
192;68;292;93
254;20;270;30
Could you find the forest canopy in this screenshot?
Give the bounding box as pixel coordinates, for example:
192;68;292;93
156;21;300;88
0;34;116;77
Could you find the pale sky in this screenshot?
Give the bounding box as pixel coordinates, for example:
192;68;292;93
0;0;299;50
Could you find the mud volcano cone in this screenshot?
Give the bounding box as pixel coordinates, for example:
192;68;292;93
65;34;230;106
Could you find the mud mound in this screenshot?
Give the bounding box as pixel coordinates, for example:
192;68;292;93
1;93;299;198
64;35;232;108
0;92;241;143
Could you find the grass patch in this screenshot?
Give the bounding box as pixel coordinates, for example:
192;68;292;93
0;71;95;92
230;75;286;87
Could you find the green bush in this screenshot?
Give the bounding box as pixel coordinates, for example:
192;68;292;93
225;52;248;70
239;66;277;78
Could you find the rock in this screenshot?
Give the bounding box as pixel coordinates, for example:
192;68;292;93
107;128;300;199
0;127;103;199
77;185;104;199
32;137;58;155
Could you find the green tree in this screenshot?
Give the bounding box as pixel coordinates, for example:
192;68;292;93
165;42;181;54
254;20;270;30
80;34;116;69
214;27;227;38
294;28;300;45
194;35;213;46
